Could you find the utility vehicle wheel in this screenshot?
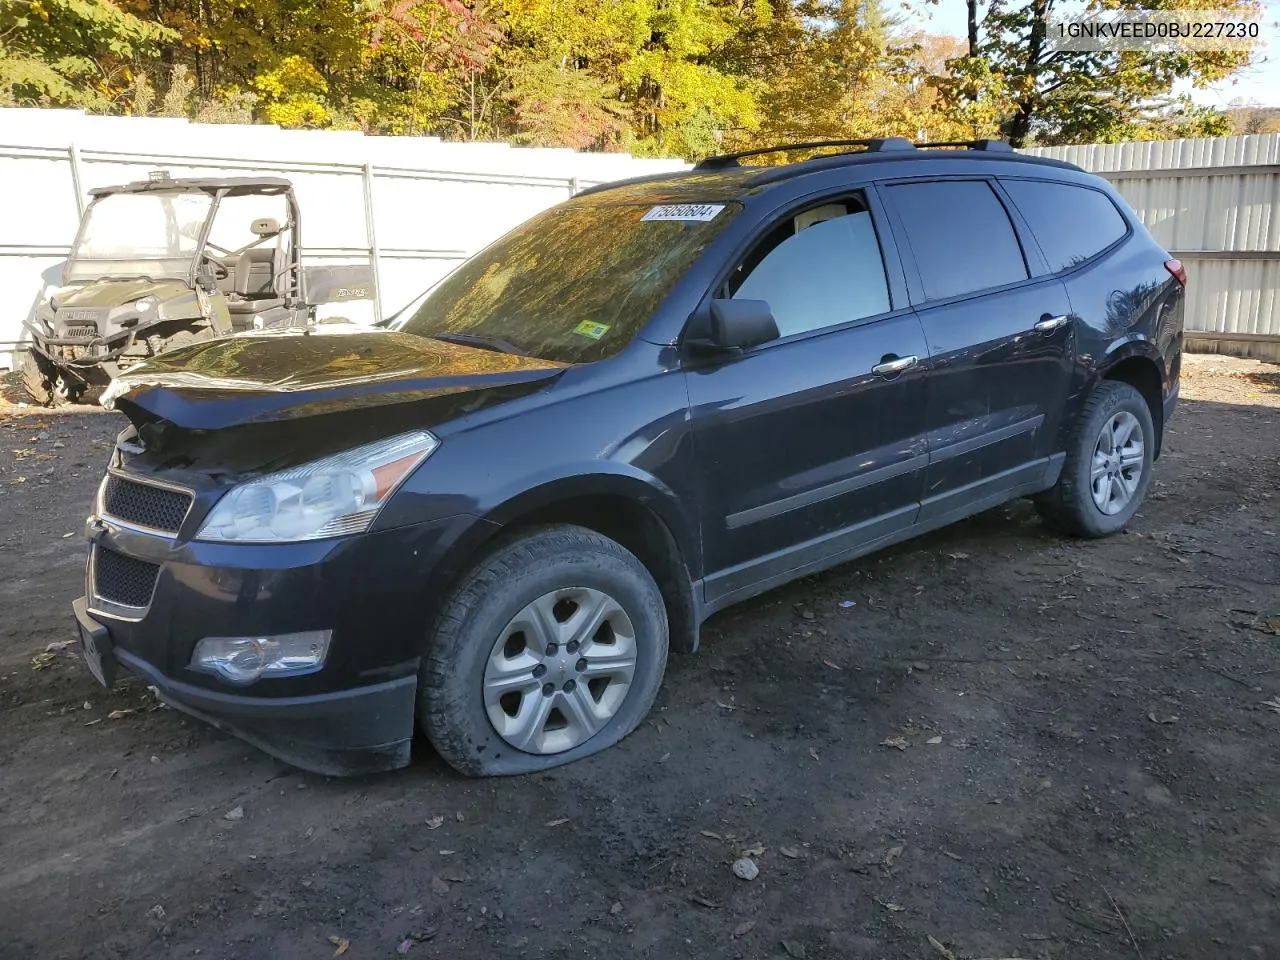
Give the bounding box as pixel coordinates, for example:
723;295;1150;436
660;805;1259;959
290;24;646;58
1036;381;1155;537
419;525;669;777
20;351;73;407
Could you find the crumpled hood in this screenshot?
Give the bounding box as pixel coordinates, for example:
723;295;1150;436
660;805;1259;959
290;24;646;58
105;328;569;431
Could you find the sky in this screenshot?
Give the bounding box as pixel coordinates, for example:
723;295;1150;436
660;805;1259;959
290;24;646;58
916;1;1280;109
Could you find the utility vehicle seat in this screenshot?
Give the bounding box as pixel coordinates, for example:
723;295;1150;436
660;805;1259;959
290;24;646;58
228;217;286;314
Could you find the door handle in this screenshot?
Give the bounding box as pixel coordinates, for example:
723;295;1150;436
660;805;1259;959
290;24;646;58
1033;314;1070;333
871;355;918;376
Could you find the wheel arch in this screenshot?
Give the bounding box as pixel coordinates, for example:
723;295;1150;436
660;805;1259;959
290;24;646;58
1098;343;1165;457
432;473;702;654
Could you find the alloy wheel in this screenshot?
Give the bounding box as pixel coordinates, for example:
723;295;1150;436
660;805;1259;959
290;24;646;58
1090;410;1144;515
482;587;637;755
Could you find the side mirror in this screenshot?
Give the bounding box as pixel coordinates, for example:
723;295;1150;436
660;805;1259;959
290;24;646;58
697;298;779;352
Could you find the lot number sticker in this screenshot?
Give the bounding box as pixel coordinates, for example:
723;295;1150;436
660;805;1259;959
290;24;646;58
641;204;725;222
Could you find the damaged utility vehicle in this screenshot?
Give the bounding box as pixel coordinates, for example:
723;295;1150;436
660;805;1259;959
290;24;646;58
22;174;372;405
74;139;1183;778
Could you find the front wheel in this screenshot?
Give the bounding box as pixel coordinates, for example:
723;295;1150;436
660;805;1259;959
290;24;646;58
20;350;80;406
1036;380;1155;537
419;525;669;776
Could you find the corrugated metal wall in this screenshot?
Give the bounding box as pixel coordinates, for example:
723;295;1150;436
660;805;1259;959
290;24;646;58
1026;135;1280;355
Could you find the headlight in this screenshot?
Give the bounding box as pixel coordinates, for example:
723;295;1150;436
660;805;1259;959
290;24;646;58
134;296;158;312
196;431;438;543
191;630;332;683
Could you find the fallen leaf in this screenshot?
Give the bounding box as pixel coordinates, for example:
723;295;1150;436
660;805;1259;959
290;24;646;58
822;659;843;671
425;816;445;830
927;934;958;960
430;875;450;895
881;901;906;912
926;735;943;745
715;700;737;711
658;752;671;762
884;845;904;867
223;805;244;822
689;894;719;908
779;846;801;859
782;940;807;958
455;811;465;822
699;829;723;840
808;747;820;761
46;639;77;653
609;901;623;915
1147;711;1179;725
732;920;755;937
947;552;969;560
880;736;909;750
328;935;350;957
544;818;569;827
108;709;135;720
30;652;57;670
740;843;764;858
1261;698;1280;714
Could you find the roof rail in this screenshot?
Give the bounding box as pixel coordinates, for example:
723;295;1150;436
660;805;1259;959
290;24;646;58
914;139;1014;152
695;138;916;170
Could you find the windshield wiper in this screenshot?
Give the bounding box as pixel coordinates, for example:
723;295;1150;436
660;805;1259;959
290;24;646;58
429;332;526;356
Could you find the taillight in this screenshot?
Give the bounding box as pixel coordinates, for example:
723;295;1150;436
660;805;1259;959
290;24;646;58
1164;258;1187;287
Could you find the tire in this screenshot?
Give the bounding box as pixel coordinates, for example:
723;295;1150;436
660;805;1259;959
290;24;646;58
419;525;669;777
20;351;68;407
1036;380;1155;538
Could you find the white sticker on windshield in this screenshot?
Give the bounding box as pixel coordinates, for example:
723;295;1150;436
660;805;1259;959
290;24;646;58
641;204;725;222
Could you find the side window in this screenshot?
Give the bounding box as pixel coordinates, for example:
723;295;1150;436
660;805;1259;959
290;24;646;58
1001;179;1129;273
886;181;1028;301
728;193;890;337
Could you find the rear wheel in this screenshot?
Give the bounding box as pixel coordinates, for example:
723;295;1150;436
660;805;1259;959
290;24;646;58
1036;380;1155;537
419;525;669;776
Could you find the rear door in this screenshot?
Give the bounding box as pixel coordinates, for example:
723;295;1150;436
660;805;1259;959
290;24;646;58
879;178;1074;524
684;187;930;608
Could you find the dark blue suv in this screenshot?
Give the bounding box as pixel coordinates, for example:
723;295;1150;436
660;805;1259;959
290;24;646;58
74;138;1184;777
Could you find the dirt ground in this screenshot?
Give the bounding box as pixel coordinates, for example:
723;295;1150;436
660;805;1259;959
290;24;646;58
1;354;1277;960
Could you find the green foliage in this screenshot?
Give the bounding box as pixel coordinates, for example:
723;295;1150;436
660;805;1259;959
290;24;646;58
936;0;1258;146
0;0;1258;152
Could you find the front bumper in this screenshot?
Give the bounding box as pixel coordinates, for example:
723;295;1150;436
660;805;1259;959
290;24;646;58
76;511;495;775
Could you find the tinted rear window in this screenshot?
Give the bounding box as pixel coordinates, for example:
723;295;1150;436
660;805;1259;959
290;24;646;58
886;181;1028;301
1001;179;1129;273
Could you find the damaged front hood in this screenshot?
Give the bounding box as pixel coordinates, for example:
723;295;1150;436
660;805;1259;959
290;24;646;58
105;329;569;430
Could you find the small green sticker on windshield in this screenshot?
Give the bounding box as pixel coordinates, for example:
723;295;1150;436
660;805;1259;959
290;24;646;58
574;320;610;340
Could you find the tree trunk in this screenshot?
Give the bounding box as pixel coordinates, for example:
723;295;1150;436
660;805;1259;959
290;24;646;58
967;0;978;56
1005;0;1049;147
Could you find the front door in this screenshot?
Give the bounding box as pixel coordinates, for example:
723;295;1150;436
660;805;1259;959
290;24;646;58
684;189;930;608
879;178;1074;523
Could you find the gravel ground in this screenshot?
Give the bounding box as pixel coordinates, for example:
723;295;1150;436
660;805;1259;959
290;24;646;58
1;353;1277;960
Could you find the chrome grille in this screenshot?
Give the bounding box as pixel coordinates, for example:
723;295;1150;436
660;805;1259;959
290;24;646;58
94;547;160;609
64;325;98;339
103;475;192;535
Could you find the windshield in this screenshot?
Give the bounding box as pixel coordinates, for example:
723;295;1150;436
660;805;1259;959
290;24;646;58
66;191;214;282
396;199;740;363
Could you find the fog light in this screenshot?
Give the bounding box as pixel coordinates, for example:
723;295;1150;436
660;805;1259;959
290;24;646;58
191;630;332;684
